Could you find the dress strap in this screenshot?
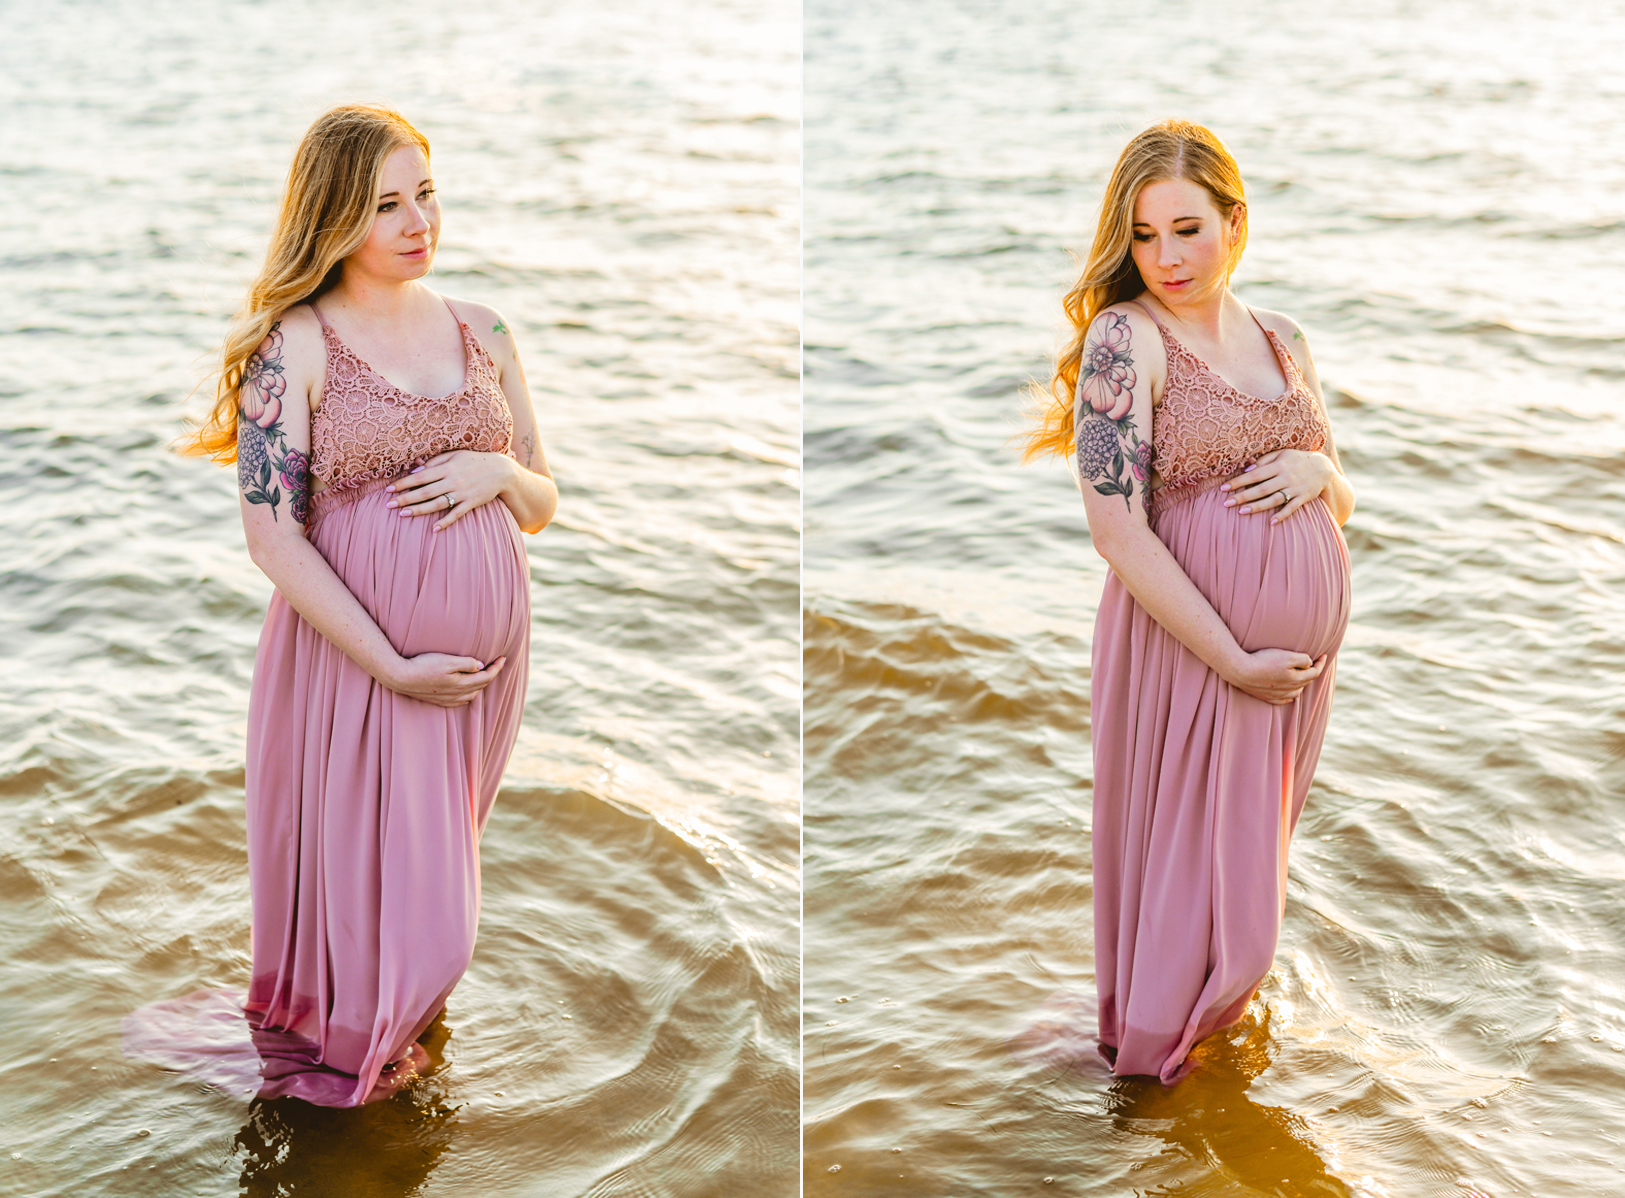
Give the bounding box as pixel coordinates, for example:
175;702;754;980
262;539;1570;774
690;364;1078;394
309;301;332;332
1126;298;1167;331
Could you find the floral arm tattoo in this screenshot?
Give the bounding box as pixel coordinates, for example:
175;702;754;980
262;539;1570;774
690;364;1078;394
236;322;310;525
1076;312;1152;512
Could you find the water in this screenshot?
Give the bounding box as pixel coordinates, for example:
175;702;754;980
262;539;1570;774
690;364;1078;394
0;1;799;1195
803;2;1625;1195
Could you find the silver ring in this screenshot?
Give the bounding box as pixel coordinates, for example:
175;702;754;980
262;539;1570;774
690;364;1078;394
445;493;455;510
1278;489;1290;504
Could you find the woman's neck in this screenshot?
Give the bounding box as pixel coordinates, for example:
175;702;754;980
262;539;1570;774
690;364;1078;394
1148;285;1243;343
324;273;433;324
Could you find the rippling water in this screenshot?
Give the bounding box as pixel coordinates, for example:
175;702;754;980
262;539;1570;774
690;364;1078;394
0;1;798;1194
803;2;1625;1195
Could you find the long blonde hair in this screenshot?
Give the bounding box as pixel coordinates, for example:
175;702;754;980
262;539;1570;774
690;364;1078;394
177;104;432;462
1021;119;1248;462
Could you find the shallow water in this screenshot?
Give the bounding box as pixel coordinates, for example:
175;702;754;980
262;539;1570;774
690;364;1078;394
803;2;1625;1196
0;1;799;1194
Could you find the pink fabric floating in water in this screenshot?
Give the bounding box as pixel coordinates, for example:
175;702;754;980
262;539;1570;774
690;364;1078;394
1090;485;1350;1084
125;300;530;1105
124;489;529;1105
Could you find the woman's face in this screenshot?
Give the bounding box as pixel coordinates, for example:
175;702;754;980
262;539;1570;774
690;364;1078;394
348;143;439;283
1129;177;1242;311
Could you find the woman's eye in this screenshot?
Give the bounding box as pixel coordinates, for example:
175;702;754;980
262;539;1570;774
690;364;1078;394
378;201;398;213
419;188;436;200
1132;233;1153;243
1176;226;1200;236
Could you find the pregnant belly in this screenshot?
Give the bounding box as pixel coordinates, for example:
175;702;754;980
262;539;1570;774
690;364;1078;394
1155;485;1351;661
311;489;531;665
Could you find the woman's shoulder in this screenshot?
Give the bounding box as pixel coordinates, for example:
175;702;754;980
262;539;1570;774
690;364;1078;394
239;304;326;403
1092;299;1168;371
1245;304;1308;347
440;293;518;369
258;303;327;367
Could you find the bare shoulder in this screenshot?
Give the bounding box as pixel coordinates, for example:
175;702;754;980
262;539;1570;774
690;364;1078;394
1086;300;1167;392
238;306;327;421
442;294;517;365
1249;304;1328;398
1248;305;1310;349
246;305;325;394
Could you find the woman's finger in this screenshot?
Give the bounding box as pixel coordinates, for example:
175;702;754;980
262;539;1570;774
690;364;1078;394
1235;480;1289;513
398;489;457;517
434;496;478;531
1226;468;1287;508
1271;487;1311;524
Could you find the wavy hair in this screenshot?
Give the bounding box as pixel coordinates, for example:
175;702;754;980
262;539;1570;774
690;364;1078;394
1021;119;1247;462
176;104;431;462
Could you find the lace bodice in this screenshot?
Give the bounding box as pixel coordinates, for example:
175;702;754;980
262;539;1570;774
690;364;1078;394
1142;305;1330;519
306;302;514;528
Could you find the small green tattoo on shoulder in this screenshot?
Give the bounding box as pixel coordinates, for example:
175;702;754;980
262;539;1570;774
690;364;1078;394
1293;329;1304;341
493;320;510;335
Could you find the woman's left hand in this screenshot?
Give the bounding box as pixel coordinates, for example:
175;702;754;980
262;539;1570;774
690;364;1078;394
1220;449;1337;524
385;450;516;531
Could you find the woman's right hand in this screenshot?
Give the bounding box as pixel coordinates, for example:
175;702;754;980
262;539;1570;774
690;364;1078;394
1224;648;1327;705
383;653;507;707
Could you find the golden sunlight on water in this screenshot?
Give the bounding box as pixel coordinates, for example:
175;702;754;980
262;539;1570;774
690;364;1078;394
803;1;1625;1195
0;1;798;1195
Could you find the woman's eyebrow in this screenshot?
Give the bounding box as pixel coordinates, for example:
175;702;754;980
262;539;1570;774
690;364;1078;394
377;178;434;198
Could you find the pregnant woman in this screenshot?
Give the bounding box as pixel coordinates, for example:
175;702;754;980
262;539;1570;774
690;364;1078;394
1024;120;1353;1083
177;104;558;1104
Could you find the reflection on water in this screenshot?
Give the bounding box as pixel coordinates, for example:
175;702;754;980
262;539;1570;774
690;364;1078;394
803;0;1625;1194
0;0;798;1193
235;1018;459;1197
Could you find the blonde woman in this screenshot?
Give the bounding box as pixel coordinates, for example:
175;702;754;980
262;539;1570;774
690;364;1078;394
178;105;557;1105
1025;120;1353;1083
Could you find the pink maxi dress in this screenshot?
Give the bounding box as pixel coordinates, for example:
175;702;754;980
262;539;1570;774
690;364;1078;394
1089;302;1350;1084
242;298;530;1104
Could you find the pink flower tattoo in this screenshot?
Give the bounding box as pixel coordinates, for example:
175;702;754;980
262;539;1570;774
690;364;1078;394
1078;312;1137;420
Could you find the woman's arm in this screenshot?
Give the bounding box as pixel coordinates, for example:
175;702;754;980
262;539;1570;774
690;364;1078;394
1220;314;1355;526
1075;307;1326;706
387;301;559;535
237;311;507;708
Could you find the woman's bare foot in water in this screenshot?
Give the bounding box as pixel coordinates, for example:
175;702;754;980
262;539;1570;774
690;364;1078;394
364;1042;430;1102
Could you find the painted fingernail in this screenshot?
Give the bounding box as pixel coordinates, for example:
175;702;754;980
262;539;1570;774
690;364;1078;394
411;466;423;474
386;500;397;508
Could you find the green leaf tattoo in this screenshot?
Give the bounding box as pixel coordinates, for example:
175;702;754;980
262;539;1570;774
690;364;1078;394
493;320;509;335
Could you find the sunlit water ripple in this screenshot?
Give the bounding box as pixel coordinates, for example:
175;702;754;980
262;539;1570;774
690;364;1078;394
803;2;1625;1195
0;1;799;1195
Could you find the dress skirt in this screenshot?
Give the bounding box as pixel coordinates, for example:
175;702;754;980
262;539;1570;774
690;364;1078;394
1090;485;1350;1084
243;486;530;1105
